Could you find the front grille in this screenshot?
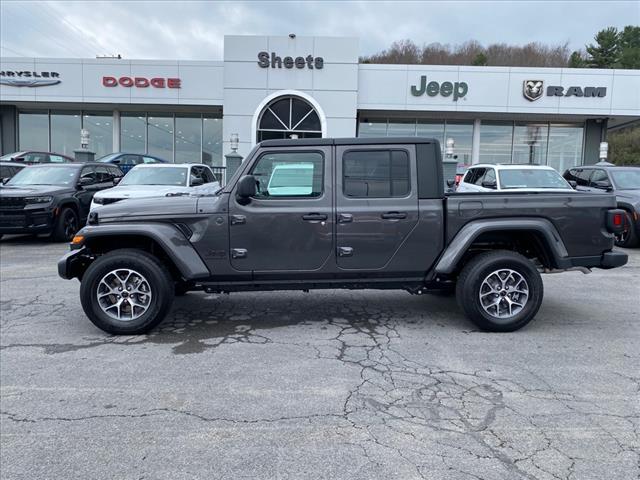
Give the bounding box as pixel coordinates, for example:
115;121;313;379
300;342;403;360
0;213;26;227
0;196;25;209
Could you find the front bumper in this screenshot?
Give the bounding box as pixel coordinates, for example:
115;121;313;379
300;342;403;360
58;247;91;280
0;207;56;234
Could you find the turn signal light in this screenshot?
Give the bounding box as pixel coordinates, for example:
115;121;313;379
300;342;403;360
71;235;84;245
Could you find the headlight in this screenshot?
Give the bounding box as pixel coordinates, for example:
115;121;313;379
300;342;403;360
24;196;52;204
93;196;104;205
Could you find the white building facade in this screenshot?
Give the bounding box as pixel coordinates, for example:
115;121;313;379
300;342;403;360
1;35;639;171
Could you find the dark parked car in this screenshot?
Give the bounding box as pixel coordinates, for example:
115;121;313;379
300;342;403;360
0;163;123;241
97;152;167;173
0;151;74;164
59;137;627;335
0;162;27;183
564;165;640;247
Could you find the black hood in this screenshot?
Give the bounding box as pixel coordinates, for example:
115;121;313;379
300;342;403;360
94;194;203;221
616;189;640;206
0;185;75;196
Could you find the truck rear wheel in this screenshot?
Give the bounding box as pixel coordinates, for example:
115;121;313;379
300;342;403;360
80;249;175;335
456;250;543;332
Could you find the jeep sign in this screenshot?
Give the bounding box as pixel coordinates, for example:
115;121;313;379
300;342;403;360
410;76;468;101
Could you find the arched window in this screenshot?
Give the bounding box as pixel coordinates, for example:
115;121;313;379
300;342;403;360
257;96;322;142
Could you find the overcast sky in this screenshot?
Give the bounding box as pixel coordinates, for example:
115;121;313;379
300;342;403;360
1;1;638;60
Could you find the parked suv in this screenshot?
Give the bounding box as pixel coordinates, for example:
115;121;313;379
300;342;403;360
0;151;74;164
564;165;640;247
59;138;627;335
0;162;26;183
97;152;167;173
457;164;573;192
91;163;220;210
0;163;123;241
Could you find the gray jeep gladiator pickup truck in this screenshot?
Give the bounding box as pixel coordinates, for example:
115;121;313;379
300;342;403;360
58;137;628;334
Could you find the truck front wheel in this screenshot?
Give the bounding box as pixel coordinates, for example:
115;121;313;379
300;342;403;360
456;250;543;332
80;249;175;335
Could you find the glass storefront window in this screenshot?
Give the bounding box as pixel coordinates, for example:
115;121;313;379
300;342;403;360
83;112;113;159
417;121;445;146
547;124;584;173
203;116;223;166
479;122;513;164
512;123;549;164
147;114;173;161
120;113;147;155
50;111;81;156
175;115;202;164
445;122;474;165
18;110;49;151
358;119;387;137
387;119;416;137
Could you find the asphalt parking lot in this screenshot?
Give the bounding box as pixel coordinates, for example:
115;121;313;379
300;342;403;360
0;237;638;480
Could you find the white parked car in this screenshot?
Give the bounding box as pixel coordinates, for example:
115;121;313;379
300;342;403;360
91;163;220;211
456;164;574;193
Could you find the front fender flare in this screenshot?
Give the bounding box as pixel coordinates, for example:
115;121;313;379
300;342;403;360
75;223;210;280
434;218;569;275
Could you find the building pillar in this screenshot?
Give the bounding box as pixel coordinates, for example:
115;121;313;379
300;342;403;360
0;105;17;155
471;119;481;164
112;110;120;152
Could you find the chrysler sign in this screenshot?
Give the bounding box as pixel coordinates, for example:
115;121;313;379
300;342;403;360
0;70;61;87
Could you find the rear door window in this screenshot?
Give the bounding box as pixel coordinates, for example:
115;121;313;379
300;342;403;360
343;149;410;198
589;169;612;188
24;153;49;164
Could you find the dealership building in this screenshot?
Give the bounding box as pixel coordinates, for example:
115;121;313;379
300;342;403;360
1;35;639;173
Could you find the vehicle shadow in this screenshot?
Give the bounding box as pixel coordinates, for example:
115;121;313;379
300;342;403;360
144;290;472;354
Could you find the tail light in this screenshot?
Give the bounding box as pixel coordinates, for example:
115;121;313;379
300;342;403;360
454;174;463;186
606;209;626;234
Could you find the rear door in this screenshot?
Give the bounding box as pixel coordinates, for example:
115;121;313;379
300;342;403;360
335;145;419;271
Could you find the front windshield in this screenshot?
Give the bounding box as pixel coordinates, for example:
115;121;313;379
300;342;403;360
499;169;571;190
0;152;26;161
610;169;640;190
120;167;187;186
97;153;121;162
6;166;78;186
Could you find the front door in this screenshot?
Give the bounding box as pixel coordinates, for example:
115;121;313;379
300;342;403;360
228;146;333;273
335;145;419;272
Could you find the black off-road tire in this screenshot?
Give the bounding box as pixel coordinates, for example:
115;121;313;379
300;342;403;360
80;249;175;335
456;250;544;332
51;207;79;242
615;211;639;248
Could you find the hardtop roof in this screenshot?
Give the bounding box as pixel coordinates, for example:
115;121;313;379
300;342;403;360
258;137;439;147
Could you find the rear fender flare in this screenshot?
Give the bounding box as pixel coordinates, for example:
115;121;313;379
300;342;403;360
434;218;569;275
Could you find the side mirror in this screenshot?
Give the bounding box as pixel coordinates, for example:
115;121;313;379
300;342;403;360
481;180;497;189
78;177;95;187
236;175;257;202
446;179;455;188
568;180;577;189
1;177;9;185
112;177;122;185
190;177;204;187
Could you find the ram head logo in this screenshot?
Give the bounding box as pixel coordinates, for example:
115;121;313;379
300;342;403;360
523;80;544;101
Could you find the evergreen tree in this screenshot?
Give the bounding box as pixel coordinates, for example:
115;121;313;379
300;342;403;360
472;52;488;66
568;51;585;67
586;27;620;67
617;25;640;68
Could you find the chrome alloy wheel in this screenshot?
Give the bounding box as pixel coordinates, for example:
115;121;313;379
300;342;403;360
96;269;152;321
479;269;529;319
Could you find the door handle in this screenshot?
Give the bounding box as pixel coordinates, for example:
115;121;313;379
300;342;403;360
338;213;353;223
338;247;354;257
302;213;327;222
381;211;407;220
